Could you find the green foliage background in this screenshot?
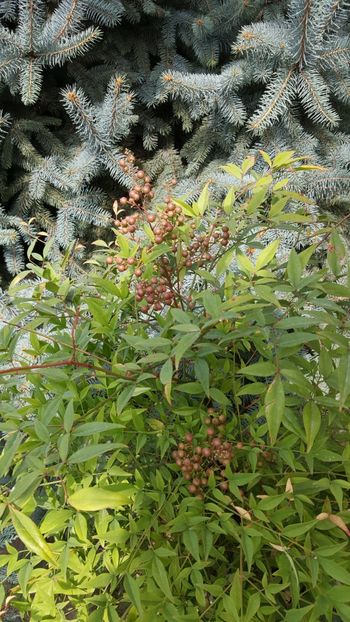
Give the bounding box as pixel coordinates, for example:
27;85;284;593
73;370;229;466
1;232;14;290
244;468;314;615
0;156;349;620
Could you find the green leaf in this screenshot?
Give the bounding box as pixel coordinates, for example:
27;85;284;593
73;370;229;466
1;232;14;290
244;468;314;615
68;487;134;511
268;194;290;217
255;240;280;270
237;253;255;275
40;509;72;536
0;433;24;477
222;186;236;214
277;316;316;329
195;183;210;216
63;400;75;433
117;384;135;414
287;249;302;288
124;574;143;616
258;494;285;510
316;449;341;462
285;605;314;622
280;332;317;348
319;558;350;585
216;248;235;277
202;291;222;317
283;520;317;538
160;358;173;385
174;333;200;369
327;585;350;603
272;150;295;168
8;472;42;504
254;284;281;307
116;233;131;256
259;150;272;167
246;187;268;215
34;419;50;443
183;529;200;561
238;361;275;377
72;422;124;436
241;155;256;174
337;353;350;410
221;163;242;179
303;403;321;453
17;561;32;600
92;277;121;297
173;198;197;218
67;442;123;464
209;387;231;405
10;507;58;567
265;374;285;445
194;359;210;396
175;382;203;394
151;557;174;601
244;593;260;622
236;382;266;396
172;323;200;333
86;298;109;326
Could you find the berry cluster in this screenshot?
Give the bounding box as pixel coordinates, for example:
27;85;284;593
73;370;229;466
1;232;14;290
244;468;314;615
172;224;231;268
135;275;176;314
172;410;235;499
107;157;234;315
113;154;154;215
147;199;186;245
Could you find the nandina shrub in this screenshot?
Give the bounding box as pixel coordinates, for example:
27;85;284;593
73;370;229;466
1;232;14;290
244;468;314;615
0;152;349;621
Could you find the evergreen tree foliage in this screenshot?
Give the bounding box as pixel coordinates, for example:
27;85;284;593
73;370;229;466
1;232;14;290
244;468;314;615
0;0;350;277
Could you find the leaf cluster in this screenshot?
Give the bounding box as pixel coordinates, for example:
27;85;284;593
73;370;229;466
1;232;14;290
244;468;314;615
0;155;349;621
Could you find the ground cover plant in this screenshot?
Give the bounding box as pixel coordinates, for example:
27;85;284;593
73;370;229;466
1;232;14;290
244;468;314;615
0;154;349;620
